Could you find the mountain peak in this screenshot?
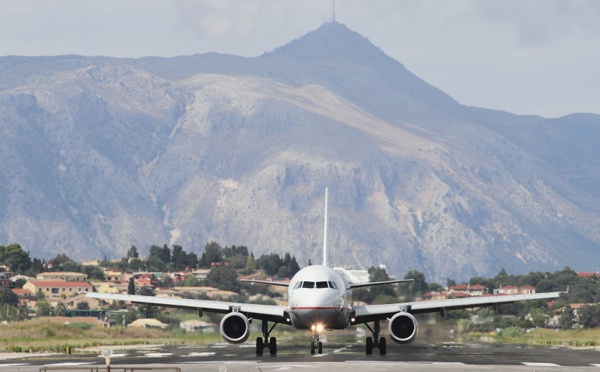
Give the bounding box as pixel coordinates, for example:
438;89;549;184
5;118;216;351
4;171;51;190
264;22;394;65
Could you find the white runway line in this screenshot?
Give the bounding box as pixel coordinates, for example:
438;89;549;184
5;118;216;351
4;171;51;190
0;364;29;368
522;362;560;367
144;352;173;358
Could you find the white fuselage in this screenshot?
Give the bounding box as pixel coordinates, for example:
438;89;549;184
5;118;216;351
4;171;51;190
287;265;353;330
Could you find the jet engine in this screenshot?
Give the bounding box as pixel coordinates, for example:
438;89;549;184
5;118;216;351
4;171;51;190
388;312;418;344
220;312;250;344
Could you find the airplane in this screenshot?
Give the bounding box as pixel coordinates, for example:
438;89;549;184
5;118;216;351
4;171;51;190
87;188;563;356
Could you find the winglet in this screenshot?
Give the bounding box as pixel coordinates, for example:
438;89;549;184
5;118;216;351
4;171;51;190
323;187;329;267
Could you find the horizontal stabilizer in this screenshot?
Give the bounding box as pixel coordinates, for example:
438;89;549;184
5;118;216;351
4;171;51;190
349;279;413;289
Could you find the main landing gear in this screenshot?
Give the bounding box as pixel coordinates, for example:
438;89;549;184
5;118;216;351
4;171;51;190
364;319;387;355
256;320;277;356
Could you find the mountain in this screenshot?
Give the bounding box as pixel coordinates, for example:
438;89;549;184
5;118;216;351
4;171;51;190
1;22;599;282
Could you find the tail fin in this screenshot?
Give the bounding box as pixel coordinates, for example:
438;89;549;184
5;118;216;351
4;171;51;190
322;187;329;267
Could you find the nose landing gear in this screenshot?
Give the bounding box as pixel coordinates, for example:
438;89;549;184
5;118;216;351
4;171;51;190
310;323;324;355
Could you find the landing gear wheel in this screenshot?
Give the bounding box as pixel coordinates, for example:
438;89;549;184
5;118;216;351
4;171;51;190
379;337;387;355
269;337;277;356
310;341;316;355
256;337;264;356
366;336;373;355
318;341;323;354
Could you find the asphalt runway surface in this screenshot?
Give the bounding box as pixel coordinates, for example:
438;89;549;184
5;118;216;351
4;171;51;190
1;340;600;371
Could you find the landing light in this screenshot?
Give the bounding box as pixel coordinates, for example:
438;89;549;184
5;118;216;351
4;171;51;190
311;323;324;333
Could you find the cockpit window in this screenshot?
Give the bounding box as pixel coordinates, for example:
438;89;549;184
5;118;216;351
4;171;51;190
316;281;329;289
294;281;338;289
302;281;315;288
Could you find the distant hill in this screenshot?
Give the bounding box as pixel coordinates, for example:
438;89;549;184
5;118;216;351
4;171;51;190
1;22;599;282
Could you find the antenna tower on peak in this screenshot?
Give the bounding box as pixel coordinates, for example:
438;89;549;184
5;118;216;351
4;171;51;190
332;0;337;23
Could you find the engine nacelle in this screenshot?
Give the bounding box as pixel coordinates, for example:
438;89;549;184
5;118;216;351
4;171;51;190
388;312;418;344
220;312;250;344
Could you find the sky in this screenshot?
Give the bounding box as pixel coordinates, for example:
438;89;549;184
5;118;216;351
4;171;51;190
1;0;599;118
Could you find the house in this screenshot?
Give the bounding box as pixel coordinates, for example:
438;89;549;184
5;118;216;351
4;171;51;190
103;268;125;283
421;291;448;301
36;272;88;282
168;271;189;285
23;279;93;298
493;285;537;295
134;273;159;287
467;284;488;297
11;288;33;305
191;269;210;280
577;272;600;279
0;271;12;288
91;282;121;294
81;260;101;266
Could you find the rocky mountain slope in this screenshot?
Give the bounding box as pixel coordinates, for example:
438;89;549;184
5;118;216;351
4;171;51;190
1;22;599;281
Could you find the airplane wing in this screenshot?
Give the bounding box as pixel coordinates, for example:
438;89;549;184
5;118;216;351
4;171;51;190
240;279;290;287
86;292;289;324
349;279;413;289
353;291;563;323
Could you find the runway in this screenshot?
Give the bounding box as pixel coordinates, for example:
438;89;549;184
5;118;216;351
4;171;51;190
1;340;599;371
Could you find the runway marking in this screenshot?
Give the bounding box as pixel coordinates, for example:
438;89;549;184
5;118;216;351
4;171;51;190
187;352;217;357
345;361;466;366
97;353;127;358
522;362;560;367
45;362;94;366
591;364;600;367
144;352;173;358
0;364;29;368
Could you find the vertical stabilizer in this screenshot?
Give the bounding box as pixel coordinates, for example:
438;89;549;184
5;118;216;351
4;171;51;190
322;188;330;267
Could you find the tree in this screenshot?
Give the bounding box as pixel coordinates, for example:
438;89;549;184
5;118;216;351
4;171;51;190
202;241;223;267
137;286;156;296
579;304;600;329
160;275;175;288
36;289;46;301
129;258;144;271
36;300;51;316
56;302;67;317
185;252;199;270
77;301;90;310
245;254;256;273
206;265;240;292
183;275;200;287
0;244;32;273
171;245;187;270
148;244;170;270
0;304;18;321
127;245;139;259
0;288;18;306
559;306;574;330
83;265;105;281
127;277;136;295
368;266;396;300
404;270;428;297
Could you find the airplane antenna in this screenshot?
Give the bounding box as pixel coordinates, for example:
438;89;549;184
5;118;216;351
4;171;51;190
322;188;330;267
